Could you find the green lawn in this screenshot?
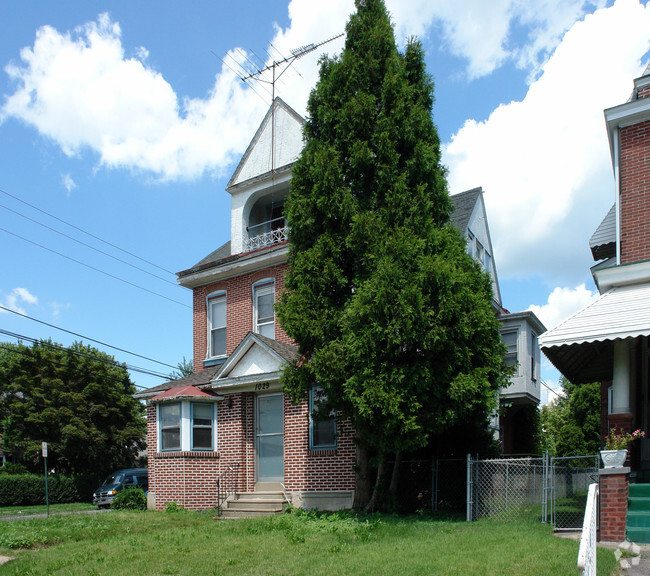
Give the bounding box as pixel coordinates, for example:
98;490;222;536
0;509;618;575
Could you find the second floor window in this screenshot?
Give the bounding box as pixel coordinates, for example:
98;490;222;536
208;292;226;358
254;280;275;339
502;330;518;371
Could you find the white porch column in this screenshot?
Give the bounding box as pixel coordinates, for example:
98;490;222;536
611;339;632;415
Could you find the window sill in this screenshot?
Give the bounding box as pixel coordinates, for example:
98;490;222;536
203;356;227;368
153;451;220;459
308;449;337;457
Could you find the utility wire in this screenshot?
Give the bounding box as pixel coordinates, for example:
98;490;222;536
0;187;175;275
0;329;170;381
0;202;180;288
0;226;191;309
0;342;148;389
0;304;178;370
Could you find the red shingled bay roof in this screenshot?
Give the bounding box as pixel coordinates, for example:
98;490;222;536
152;385;215;401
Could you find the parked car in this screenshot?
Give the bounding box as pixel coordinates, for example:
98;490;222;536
93;468;148;508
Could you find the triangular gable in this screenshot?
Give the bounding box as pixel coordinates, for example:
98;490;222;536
213;332;293;383
451;188;501;306
227;97;305;190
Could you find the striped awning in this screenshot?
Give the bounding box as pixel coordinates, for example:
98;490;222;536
539;283;650;383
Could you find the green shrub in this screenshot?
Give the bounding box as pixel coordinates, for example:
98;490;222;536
0;473;80;506
0;462;29;475
165;501;185;512
111;486;147;510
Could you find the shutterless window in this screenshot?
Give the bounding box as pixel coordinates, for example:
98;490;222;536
208;293;226;357
160;403;181;451
466;230;475;258
191;403;213;451
254;280;275;339
310;386;337;450
502;331;518;369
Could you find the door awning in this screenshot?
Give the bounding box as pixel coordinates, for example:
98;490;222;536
539;283;650;383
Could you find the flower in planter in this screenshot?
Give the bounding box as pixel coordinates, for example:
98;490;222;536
604;427;645;450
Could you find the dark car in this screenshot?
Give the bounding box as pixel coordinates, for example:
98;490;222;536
93;468;148;508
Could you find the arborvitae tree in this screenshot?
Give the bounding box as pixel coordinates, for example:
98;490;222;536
276;0;508;510
0;340;145;477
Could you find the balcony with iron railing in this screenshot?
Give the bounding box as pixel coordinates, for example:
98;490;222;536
244;216;289;252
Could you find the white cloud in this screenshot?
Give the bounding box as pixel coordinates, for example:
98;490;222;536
49;301;71;318
528;283;596;330
387;0;606;80
0;287;38;315
444;0;650;282
61;173;77;194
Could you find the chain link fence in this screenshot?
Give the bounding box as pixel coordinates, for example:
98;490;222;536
467;455;547;521
549;455;599;530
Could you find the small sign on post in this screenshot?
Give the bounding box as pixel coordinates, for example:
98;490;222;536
42;442;49;518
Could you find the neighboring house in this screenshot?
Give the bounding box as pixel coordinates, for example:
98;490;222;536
136;97;544;511
540;65;650;474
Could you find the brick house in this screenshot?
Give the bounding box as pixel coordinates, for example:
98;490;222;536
540;64;650;474
136;97;544;511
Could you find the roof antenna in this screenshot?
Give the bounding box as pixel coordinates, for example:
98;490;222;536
240;33;343;176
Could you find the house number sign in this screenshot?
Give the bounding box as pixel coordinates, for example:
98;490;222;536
254;383;270;391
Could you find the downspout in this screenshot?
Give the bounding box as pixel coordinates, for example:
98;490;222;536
614;128;621;266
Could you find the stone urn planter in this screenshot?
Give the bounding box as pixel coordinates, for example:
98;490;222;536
600;449;627;468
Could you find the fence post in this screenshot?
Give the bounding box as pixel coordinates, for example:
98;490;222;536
466;453;472;522
542;451;548;523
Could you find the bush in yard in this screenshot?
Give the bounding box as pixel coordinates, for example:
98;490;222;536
0;473;80;506
0;462;29;475
111;486;147;510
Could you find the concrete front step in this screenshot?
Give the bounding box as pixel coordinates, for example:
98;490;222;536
221;491;287;518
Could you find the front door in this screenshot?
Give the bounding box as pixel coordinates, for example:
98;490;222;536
256;393;284;482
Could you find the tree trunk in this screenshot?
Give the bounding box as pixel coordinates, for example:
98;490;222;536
353;441;372;510
388;450;402;501
363;455;385;513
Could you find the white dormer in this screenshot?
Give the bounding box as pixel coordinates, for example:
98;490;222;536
226;98;305;255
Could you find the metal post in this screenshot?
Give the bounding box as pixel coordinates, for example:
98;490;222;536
42;442;49;518
505;462;509;512
466;454;472;522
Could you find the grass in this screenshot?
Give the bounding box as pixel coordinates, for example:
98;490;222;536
0;508;618;576
0;502;95;518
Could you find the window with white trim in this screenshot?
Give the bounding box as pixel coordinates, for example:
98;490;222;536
207;292;226;358
159;403;181;451
253;279;275;339
310;386;337;450
191;403;214;451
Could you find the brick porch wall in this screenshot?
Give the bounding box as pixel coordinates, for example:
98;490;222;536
599;468;629;542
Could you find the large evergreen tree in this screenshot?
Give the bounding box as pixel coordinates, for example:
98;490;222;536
0;340;146;476
276;0;508;510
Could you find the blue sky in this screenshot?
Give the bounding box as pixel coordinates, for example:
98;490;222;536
0;0;649;398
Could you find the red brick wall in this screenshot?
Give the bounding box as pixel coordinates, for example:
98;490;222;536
284;394;356;493
619;119;650;264
599;471;629;541
147;392;356;510
638;84;650;100
193;262;292;371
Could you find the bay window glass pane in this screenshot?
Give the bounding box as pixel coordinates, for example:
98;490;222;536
193;428;212;450
161;403;180;428
160;403;180;451
162;429;180;451
193;403;212;426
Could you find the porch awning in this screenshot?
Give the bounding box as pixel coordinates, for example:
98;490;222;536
539;283;650;383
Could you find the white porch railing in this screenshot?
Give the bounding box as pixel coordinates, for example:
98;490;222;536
244;223;289;252
577;483;599;576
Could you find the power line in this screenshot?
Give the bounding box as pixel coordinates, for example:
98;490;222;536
0;304;178;370
0;342;147;390
0;226;191;309
0;187;176;275
0;329;170;382
0;201;180;288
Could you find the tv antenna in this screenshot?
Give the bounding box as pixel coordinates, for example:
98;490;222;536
240;33;343;102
